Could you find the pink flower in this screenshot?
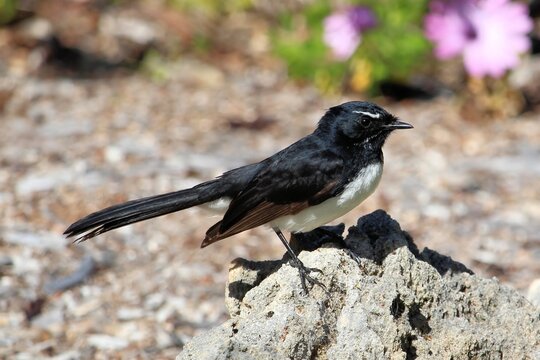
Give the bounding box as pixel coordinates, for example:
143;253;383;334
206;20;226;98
425;0;533;78
324;7;377;60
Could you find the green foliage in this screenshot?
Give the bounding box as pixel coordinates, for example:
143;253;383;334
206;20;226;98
192;33;212;53
360;0;430;85
140;49;171;81
272;2;348;93
271;0;430;93
0;0;17;25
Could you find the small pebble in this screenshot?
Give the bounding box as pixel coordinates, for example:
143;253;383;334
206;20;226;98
87;335;129;350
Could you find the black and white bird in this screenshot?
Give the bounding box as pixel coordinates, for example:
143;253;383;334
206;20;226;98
64;101;413;292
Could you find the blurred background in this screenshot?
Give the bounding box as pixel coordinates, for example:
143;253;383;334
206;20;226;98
0;0;539;358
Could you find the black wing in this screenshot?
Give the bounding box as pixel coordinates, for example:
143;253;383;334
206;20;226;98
202;137;345;246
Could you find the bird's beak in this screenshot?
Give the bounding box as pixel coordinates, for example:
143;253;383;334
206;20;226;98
384;119;413;130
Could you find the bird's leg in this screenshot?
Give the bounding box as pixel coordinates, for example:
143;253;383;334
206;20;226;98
273;227;328;294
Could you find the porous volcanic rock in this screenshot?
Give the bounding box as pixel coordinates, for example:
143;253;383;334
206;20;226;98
178;210;540;360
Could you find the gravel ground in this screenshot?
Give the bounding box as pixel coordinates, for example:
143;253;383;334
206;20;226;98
0;61;539;358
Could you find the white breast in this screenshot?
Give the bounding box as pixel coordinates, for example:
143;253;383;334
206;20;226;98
272;162;383;232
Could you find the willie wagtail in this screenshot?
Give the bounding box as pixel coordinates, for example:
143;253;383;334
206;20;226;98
64;101;413;292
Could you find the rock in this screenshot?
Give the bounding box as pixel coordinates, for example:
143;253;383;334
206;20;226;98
3;230;66;250
87;334;129;350
43;255;96;294
31;307;65;335
99;14;160;46
178;210;540;360
527;278;540;307
15;17;53;43
50;350;81;360
0;255;13;268
117;307;145;321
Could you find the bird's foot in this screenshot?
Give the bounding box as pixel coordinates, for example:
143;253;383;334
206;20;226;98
343;248;362;267
288;258;328;295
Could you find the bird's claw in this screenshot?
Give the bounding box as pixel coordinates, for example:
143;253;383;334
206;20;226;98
288;258;328;295
343;248;362;267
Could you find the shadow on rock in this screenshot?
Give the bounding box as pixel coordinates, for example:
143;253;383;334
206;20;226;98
346;209;473;276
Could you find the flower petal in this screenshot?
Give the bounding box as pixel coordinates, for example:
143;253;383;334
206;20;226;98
425;0;532;77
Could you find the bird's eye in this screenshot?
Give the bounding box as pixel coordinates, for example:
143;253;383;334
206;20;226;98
360;118;371;128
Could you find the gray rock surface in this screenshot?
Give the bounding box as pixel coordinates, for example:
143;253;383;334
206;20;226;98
178;210;540;360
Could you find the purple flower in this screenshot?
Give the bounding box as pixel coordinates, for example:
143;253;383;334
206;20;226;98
324;6;377;60
425;0;533;78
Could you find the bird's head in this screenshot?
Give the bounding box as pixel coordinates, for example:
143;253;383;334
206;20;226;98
317;101;413;147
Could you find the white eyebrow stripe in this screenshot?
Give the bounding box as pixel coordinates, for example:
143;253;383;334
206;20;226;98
353;110;381;119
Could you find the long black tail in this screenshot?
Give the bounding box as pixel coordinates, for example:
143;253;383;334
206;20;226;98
64;179;227;242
